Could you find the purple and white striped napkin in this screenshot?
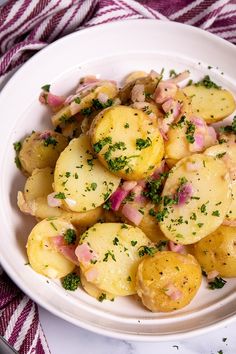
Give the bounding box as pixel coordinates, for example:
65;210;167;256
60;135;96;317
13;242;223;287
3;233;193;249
0;0;235;353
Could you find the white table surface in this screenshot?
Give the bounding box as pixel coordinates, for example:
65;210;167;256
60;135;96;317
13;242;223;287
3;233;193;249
39;305;236;354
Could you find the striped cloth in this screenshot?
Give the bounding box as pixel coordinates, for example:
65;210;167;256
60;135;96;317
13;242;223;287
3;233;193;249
0;1;235;353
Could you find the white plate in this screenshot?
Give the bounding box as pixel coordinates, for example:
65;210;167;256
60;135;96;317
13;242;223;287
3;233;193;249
0;20;235;341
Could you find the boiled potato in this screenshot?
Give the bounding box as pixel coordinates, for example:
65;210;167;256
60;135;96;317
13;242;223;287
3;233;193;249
52;81;118;127
124;71;148;84
90;105;164;180
26;218;77;278
174;90;193;116
18;167;103;226
205;143;236;224
159;154;232;244
136;251;202;312
77;222;152;296
19;131;68;175
192;225;236;277
80;271;115;301
183;85;236;123
54;134;120;212
165;122;190;167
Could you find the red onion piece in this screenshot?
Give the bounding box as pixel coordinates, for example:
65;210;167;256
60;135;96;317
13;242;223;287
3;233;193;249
121;204;143;225
110;187;129;211
51;236;79;265
75;243;98;264
47;93;65;107
189;133;204;152
47;192;62;207
154;82;177;104
152;160;166;179
97;92;109;104
207;270;219;280
166;70;190;84
177;183;193;205
168;241;185;254
122;181;137;191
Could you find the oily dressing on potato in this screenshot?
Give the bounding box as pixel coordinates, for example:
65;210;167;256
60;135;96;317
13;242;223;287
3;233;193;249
19;131;68;175
54;134;120;212
159;154;232;244
77;222;151;296
90;105;164;180
192;225;236;277
204;143;236;225
136;251;202;312
27;218;77;278
18;167;103;226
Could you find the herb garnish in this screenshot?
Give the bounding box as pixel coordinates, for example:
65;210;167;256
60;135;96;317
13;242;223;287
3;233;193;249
194;75;221;89
44;136;58;147
62;273;81;291
208;276;227;289
41;84;50;92
136;137;152;150
64;229;76;244
54;192;66;199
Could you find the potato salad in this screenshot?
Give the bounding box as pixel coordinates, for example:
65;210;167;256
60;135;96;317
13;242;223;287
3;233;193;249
15;69;236;312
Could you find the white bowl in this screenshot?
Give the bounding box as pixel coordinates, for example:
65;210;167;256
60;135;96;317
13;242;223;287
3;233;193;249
0;20;235;341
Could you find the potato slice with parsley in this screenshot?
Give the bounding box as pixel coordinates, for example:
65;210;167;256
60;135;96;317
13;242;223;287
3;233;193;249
18;167;103;226
205;143;236;224
89;105;164;180
26;218;77;278
183;85;236;123
54;134;120;212
77;222;152;296
51;81;118;127
80;271;115;302
158;154;232;244
192;225;236;277
136;251;202;312
19;131;68;175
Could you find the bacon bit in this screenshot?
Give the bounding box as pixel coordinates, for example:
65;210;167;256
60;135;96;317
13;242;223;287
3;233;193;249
121;203;144;226
75;243;98;265
207;270;219;280
51;236;79;265
84;268;99;282
110;187;129;211
166;70;190;84
168;241;185;254
47;192;62;208
165;283;183;301
131;84;145;102
177;183;193;205
154;82;177;104
122;181;137;191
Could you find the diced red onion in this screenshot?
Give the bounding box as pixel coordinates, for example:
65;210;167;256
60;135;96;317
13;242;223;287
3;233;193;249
154;82;177;104
47;93;65;107
39;130;51;140
75;243;98;264
97;92;109;104
47;192;62;207
121;204;143;225
131;84;145;103
168;241;185;254
149;69;161;80
207;270;219;280
110;187;129;211
189;133;204;152
186;161;202;172
132;185;146;203
177;183;193;205
166;70;190;84
165;283;183;301
159;127;168;141
190;116;206;128
152;160;166;179
122;181;137;191
51;236;79;265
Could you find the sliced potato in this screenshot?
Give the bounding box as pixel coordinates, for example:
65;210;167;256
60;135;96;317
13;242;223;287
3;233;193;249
26;218;76;278
165;123;190;167
159;154;232;244
124;71;148;85
52;82;118;127
183;85;236;123
54;134;120;212
19;131;68;175
192;225;236;277
18;167;103;226
119;76;159;104
174;90;193;116
136;251;202;312
205;143;236;223
80;271;115;301
78;222;152;296
90;105;164;180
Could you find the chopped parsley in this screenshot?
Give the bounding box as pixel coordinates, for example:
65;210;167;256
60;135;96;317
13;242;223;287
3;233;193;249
156;240;168;251
136;137;152;150
64;229;76;244
216;152;226;159
93;136;112;153
103;250;116;262
98;293;107;302
90;182;97;191
194;75;221;89
54;192;66;199
41;84;50;92
103;200;111;210
124;122;129;128
43;136;58;147
138;245;157;257
169;69;177;78
61;272;81;291
208;276;227;290
13;141;22;152
81;107;93;116
212;210;220;217
113;237;119;245
14;156;21;169
92;98;113;110
219;116;236;135
127;276;131;282
185;120;195;144
131;240;137;247
74;97;81;104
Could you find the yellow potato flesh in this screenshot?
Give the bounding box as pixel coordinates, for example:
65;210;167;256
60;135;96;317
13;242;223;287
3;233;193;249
54;134;120;212
26;218;76;278
80;272;115;301
183;85;236;123
19;132;68;175
159;154;232;244
205;143;236;223
78;223;151;296
193;225;236;277
136;251;202;312
90;105;164;180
